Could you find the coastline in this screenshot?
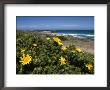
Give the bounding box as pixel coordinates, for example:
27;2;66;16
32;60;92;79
38;31;94;54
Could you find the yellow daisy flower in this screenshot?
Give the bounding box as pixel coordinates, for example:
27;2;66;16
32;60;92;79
61;46;67;51
86;64;93;71
20;54;32;65
33;44;37;46
59;56;66;65
53;37;63;46
58;42;63;46
75;48;82;53
53;37;60;42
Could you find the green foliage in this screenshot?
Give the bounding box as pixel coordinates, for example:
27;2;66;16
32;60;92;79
57;35;68;41
16;30;94;74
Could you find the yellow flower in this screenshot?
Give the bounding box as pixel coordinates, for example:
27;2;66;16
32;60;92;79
53;37;60;42
86;64;93;71
59;56;66;65
46;37;51;40
20;54;32;65
58;42;63;46
61;46;67;51
75;48;82;53
21;49;25;53
33;44;37;46
53;37;63;46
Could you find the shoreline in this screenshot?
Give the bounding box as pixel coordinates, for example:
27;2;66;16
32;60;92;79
38;30;94;39
39;31;94;54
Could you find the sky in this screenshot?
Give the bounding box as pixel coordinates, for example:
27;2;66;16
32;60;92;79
16;16;94;30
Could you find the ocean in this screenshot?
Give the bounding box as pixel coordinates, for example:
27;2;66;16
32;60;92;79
51;30;94;39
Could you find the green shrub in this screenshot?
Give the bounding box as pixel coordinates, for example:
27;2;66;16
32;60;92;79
16;30;94;74
57;35;68;41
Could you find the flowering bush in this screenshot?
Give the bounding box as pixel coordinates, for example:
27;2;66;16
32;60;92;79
16;31;94;74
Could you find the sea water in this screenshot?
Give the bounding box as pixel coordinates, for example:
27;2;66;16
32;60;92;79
51;30;94;39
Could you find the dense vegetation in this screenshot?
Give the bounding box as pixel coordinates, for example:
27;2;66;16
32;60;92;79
16;30;94;74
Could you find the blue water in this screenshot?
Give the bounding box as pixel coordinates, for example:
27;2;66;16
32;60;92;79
51;30;94;39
